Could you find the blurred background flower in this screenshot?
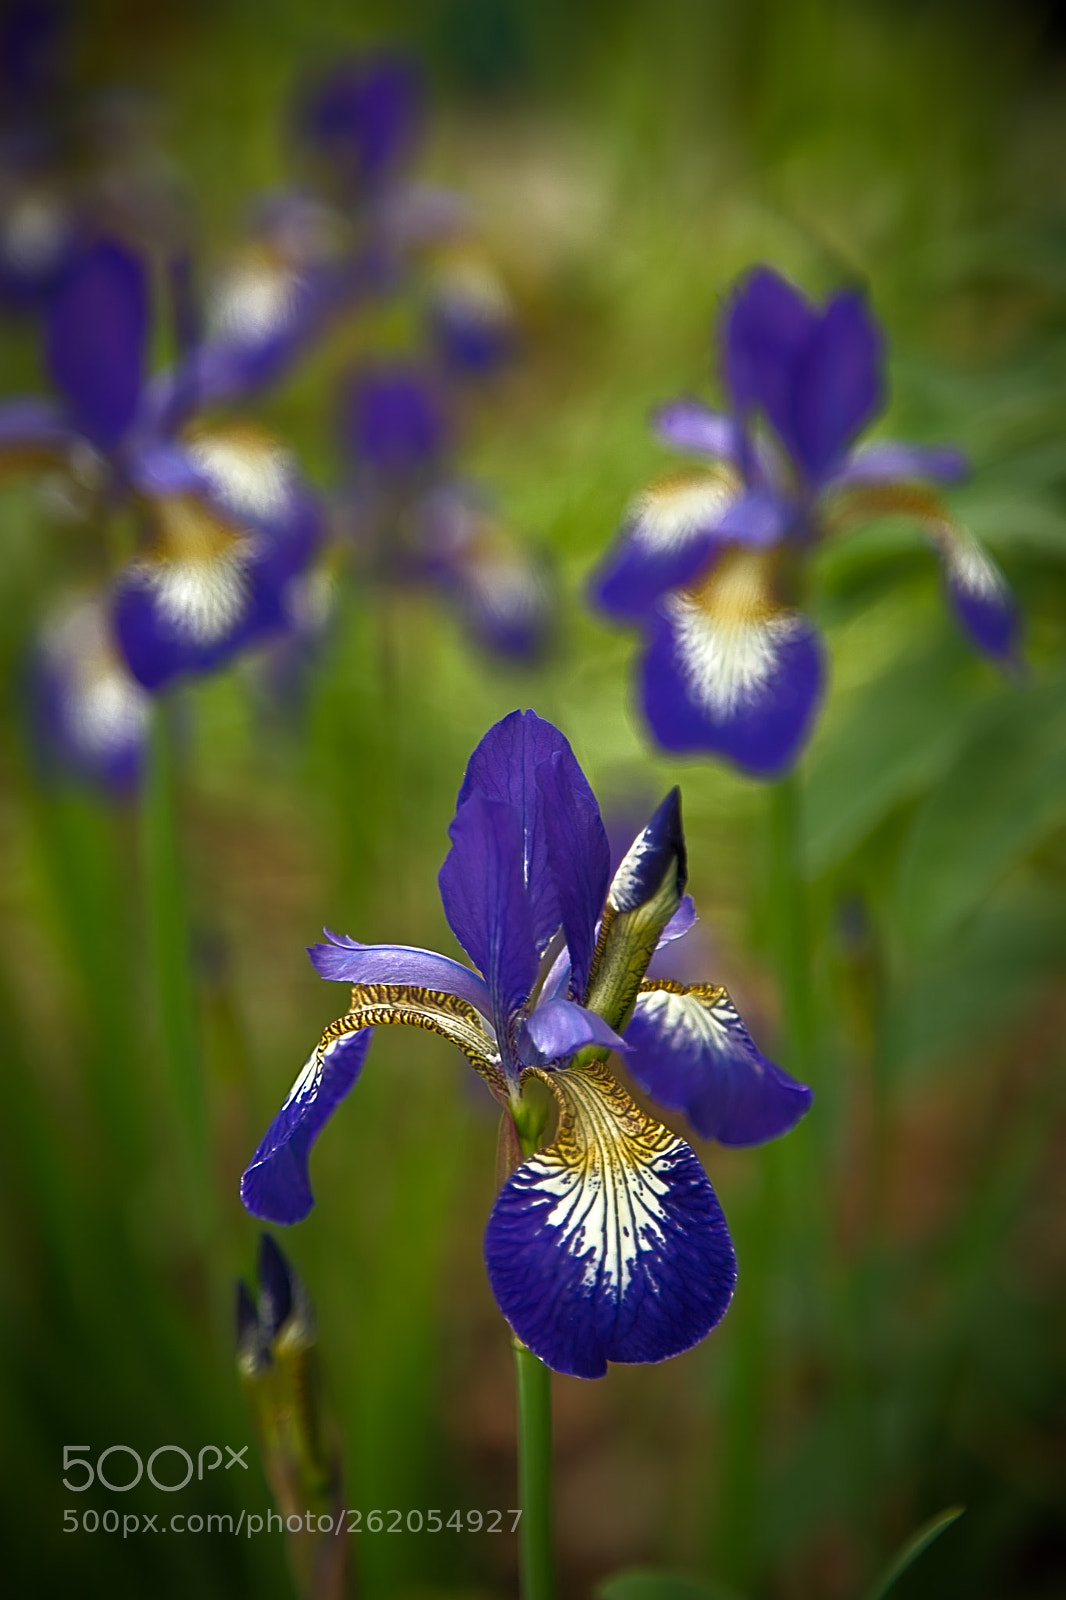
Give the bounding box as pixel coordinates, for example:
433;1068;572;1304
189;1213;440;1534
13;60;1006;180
2;3;1066;1600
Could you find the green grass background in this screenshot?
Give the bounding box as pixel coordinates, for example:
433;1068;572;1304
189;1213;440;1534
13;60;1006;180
2;1;1066;1596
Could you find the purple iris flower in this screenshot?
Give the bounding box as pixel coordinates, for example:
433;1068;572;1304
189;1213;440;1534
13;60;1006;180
241;710;811;1379
28;591;151;794
591;265;1020;778
0;0;77;308
296;54;424;200
174;54;424;417
340;359;552;663
0;236;323;693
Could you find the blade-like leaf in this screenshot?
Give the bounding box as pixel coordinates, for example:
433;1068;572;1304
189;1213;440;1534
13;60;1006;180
863;1506;964;1600
803;633;989;875
896;673;1066;950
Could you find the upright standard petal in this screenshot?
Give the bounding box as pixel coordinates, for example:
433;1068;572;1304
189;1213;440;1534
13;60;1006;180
308;933;492;1018
484;1060;736;1378
454;709;605;958
438;791;537;1062
721;266;816;430
640;547;826;777
788;290;884;482
241;1028;372;1224
298;53;423;191
591;472;737;624
536;749;611;998
46;240;148;451
625;981;812;1144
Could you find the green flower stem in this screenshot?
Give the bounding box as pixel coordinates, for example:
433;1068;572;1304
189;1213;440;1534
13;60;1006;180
766;771;817;1084
142;699;212;1238
509;1103;556;1600
512;1339;555;1600
715;769;819;1588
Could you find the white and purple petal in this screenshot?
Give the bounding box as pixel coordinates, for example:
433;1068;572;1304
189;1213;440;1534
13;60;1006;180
30;593;150;794
240;1027;372;1225
113;546;277;691
640;550;826;778
308;933;492;1018
937;531;1020;662
591;473;737;623
485;1061;736;1378
625;982;812;1144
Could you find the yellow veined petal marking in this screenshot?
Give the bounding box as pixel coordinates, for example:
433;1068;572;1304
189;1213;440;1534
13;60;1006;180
318;982;506;1097
521;1058;689;1298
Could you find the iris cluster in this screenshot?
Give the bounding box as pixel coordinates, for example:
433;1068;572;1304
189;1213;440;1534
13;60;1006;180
0;39;544;792
242;710;811;1378
592;266;1019;777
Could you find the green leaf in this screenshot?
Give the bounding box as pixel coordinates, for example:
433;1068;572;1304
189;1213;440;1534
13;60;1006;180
597;1571;745;1600
896;674;1066;950
887;879;1066;1077
803;635;988;875
863;1506;965;1600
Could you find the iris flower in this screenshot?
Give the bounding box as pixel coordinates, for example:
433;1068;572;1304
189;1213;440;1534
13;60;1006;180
0;237;322;692
591;265;1019;778
241;710;811;1379
29;591;151;793
340;360;551;662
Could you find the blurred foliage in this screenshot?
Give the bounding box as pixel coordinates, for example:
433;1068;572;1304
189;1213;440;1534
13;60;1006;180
2;1;1066;1599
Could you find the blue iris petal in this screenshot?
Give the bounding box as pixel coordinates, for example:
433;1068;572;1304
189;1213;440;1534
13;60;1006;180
652;400;741;461
830;440;969;488
46;240;148;452
484;1068;736;1378
536;750;610;998
789;290;884;482
438;791;538;1057
113;554;287;692
341;362;448;478
454;709;606;960
241;1028;372;1225
624;986;812;1144
308;934;492;1018
640;601;827;779
722;267;817;435
518;998;627;1066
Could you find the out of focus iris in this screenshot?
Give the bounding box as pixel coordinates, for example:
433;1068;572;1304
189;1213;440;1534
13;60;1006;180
591;265;1019;777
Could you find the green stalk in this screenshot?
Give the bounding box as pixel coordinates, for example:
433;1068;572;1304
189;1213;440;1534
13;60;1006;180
141;698;212;1238
714;770;818;1588
508;1104;556;1600
513;1340;555;1600
766;771;817;1084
